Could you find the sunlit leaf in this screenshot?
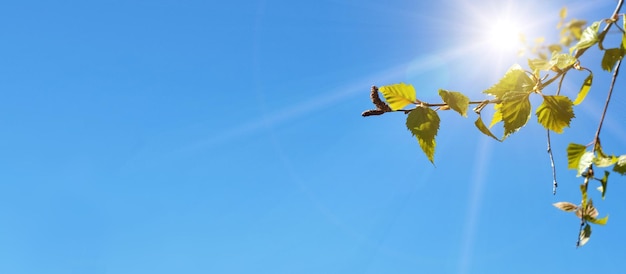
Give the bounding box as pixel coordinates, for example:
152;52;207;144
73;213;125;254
559;7;567;20
438;89;470;117
379;83;417;110
614;155;626;175
567;143;587;170
601;48;624;72
566;19;587;40
489;103;503;129
578;224;591;247
406;107;440;163
536;95;575;133
593;143;618;167
483;65;534;99
529;53;576;72
580;184;588;209
500;91;531;137
528;58;550;71
570;21;600;54
589;215;609;226
560;36;573;47
549;44;563;53
474;116;501;141
594;155;616;167
553;201;578;212
599;171;609;199
578;151;594;177
551;53;577;70
573;73;592;105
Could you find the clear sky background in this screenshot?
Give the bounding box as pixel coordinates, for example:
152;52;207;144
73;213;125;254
2;0;626;273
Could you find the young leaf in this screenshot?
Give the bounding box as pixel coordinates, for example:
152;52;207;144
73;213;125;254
601;48;624;72
548;44;563;53
578;224;591;247
489;103;502;129
406;107;440;163
580;184;588;209
553;201;578;212
613;155;626;175
599;171;609;199
551;53;577;70
474;116;501;141
529;53;576;72
483;65;534;100
570;21;601;54
536;95;575;133
567;143;587;170
559;7;567;20
528;58;550;72
573;73;592;105
379;83;417;110
438;89;470;117
566;19;587;39
578;151;594;177
589;215;609;226
593;143;618;167
500;91;531;137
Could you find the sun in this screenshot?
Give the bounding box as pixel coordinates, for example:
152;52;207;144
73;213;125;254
483;18;523;54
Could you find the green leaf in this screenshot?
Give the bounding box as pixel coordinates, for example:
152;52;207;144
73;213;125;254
578;224;591;247
551;53;577;70
593;143;618;167
613;155;626;175
548;44;563;53
438;89;470;117
578;151;594;177
528;53;576;72
580;184;588;209
406;107;440;163
573;73;592;105
566;19;587;40
589;215;609;226
553;201;578;212
528;59;550;71
500;91;532;137
474;116;501;141
536;95;575;133
379;83;417;110
483;65;534;99
570;21;601;54
559;7;567;20
567;143;587;170
601;48;624;72
599;171;609;199
489;103;502;128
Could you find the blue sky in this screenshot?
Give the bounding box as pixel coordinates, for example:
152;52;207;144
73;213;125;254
2;0;626;273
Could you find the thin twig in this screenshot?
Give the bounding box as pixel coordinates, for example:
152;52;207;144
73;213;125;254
593;58;621;152
598;0;625;50
556;72;567;95
546;130;558;194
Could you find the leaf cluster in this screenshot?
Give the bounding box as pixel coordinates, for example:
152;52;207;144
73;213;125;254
362;5;626;247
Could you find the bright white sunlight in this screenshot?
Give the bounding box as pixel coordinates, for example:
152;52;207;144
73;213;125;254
483;18;523;54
